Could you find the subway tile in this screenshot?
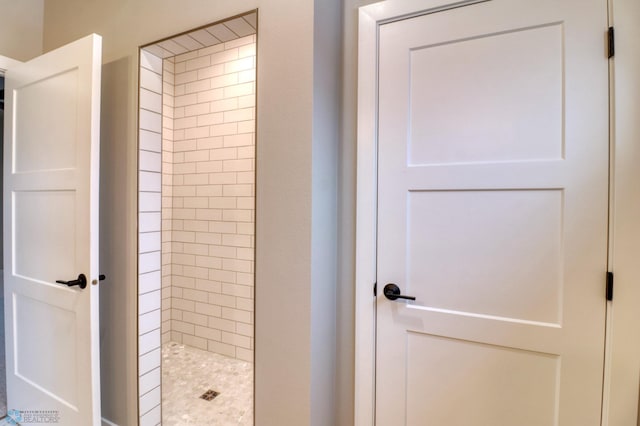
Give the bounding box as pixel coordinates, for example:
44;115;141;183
224;107;254;123
138;292;162;314
222;307;252;324
222;283;251;299
184;152;210;165
237;120;256;134
211;122;238;137
163;58;175;73
183;266;209;280
140;150;162;172
174;116;197;130
140;88;162;113
186;78;211;94
140;129;162;152
182;334;208;351
210;147;237;161
139;109;162;132
222;209;253;222
197;112;224;127
175;49;198;63
237;146;255;159
195;208;222;221
223;159;253;172
183;242;209;256
173;275;196;289
209;268;236;283
174;83;186;96
210;73;238;89
209;196;236;209
173;162;197;175
238;94;256;108
186;55;211;71
236;347;253;362
210;48;239;65
209;245;236;258
197;88;224;103
208;316;236;333
174;106;185;119
139;231;161;254
236;297;254;312
222;258;252;273
209;173;237;185
197;63;225;80
139;310;161;336
175;70;198;85
197;136;224;150
195;302;223;317
139;329;161;355
195;325;222;341
222;234;252;248
209;221;237;235
173;208;196;220
139;367;161;396
173;139;197;152
224;82;254;98
195;255;223;269
209;292;235;308
236;322;254;338
139;192;162;212
223;184;252;197
236;171;254;184
182;311;208;327
195;232;222;245
238;43;256;58
139;251;161;274
174;61;186;74
184;173;209;186
184;102;210;117
139;347;161;376
182;194;209;207
139;270;162;294
140;68;162;93
198;43;225;57
211;98;238;113
196;161;223;174
183;220;209;232
208;340;235;358
224;56;254;74
172;320;195;335
195;279;222;293
139;385;161;416
175;93;198;107
222;331;251;349
173;252;196;266
237;197;255;209
139;212;161;233
238;68;256;84
185;126;211;139
236;272;254;286
236;247;255;261
226;35;255;50
223;133;252;147
141;50;163;74
170;331;184;343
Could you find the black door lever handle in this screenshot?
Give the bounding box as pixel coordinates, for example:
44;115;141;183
56;274;87;289
383;283;416;301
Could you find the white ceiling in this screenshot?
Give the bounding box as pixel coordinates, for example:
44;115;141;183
143;12;256;59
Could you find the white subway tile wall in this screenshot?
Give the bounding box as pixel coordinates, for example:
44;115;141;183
162;34;256;362
138;48;164;423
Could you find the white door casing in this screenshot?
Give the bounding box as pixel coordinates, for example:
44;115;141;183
359;0;609;424
3;34;102;425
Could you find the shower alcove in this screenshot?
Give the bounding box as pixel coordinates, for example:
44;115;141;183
136;11;257;425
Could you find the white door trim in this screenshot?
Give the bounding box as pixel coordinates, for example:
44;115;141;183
354;0;640;425
0;55;21;75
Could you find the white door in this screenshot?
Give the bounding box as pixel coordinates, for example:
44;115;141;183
3;34;102;426
376;0;609;424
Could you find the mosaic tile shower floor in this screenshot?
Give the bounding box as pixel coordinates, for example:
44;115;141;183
162;342;253;426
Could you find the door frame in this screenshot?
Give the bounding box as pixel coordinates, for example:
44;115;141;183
354;0;640;424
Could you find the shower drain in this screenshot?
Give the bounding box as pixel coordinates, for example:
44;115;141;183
200;389;220;401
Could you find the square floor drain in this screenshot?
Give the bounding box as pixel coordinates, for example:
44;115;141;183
200;389;220;401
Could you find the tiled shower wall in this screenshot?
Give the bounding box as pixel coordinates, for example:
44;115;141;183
161;35;256;362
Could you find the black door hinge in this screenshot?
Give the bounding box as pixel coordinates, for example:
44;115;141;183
608;27;615;59
606;272;614;301
373;282;377;296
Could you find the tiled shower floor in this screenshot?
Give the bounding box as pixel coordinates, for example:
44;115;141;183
162;342;253;425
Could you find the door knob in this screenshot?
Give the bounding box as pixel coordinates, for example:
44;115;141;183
383;283;416;301
56;274;87;289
